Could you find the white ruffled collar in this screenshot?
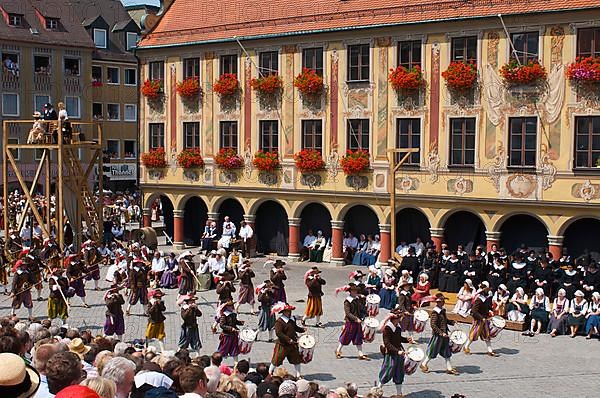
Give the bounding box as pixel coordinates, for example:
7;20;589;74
512;262;527;270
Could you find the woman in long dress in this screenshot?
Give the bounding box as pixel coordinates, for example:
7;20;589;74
160;252;179;289
548;288;570;337
411;273;431;306
568;290;589;338
453;279;474;317
526;288;550;336
585;291;600;339
507;287;529;322
352;235;368;265
379;269;397;310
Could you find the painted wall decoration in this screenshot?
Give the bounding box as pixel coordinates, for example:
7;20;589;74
571;180;600;202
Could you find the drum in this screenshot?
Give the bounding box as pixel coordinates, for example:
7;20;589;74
366;294;380;317
489;316;506;338
298;334;316;364
403;346;424;375
238;328;257;354
449;330;468;353
362;317;380;343
412;309;429;333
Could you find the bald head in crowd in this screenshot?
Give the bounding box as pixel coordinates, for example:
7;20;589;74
34;343;59;375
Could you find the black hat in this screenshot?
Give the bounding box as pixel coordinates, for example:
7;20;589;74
257;382;279;398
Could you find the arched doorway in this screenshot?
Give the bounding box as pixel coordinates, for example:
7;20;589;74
217;198;245;231
255;201;288;256
395;208;431;247
563;218;600;260
443;211;486;252
499;214;548;255
160;195;174;239
183;197;208;246
299;203;332;244
343;205;379;237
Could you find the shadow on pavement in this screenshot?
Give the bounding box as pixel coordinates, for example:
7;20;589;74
454;365;482;374
406;389;444;398
303;373;335;381
495;347;519;355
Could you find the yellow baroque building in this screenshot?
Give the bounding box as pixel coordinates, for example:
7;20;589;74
136;0;600;264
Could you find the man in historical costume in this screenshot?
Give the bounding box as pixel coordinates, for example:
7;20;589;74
104;285;125;340
336;284;369;360
178;251;197;298
82;240;102;291
126;257;149;316
420;293;459;375
146;289;167;352
235;260;255;314
400;246;420;281
238;220;254;257
227;247;243;279
10;260;35;320
48;266;69;323
302;267;326;327
218;299;244;362
218;216;237;250
256;280;277;341
377;309;414;398
270;260;287;303
463;281;499;357
178;294;203;353
269;303;306;378
396;280;414;332
22;249;44;302
66;254;90;308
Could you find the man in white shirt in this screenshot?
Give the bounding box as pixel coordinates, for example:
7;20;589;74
409;237;425;256
239;221;254;257
218;216;236;249
20;224;32;246
300;229;316;261
151;251;167;287
208;251;226;277
343;232;359;265
178;364;208;398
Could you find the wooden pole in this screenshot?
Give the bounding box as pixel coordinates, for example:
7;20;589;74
57;120;64;251
3;121;8;239
45;149;51;235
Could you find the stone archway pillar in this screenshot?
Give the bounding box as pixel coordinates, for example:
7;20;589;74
378;223;391;265
485;231;501;252
288;218;301;259
142;208;152;228
430;227;444;253
548;235;564;260
331;220;344;266
173;209;184;249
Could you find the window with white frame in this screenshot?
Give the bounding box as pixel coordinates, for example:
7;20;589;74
124;68;137;85
107;104;119;120
126;32;138;51
124;104;137;122
106;139;120;159
107;67;119;84
92;103;103;120
34;95;50;114
65;96;81;118
8;14;22;27
2;93;19;116
45;18;59;30
124;140;136;158
93;29;107;48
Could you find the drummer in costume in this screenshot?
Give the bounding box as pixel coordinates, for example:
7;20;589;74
212;273;237;333
178;251;197;298
269;303;306;378
377;309;415;398
83;240;101;291
302;267;326;327
66;254;90;308
146;289;167;352
178;294;203;352
269;260;287;303
396;280;414;332
235;260;255;314
104;285;125;340
218;299;244;362
336;284;370;360
256;280;277;341
463;281;499;356
420;293;458;375
23;249;44;301
10;260;34;320
48;266;69;323
126;257;149;316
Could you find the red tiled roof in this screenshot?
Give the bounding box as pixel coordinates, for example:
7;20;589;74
138;0;599;48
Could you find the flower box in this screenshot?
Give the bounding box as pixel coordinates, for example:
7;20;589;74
215;147;243;170
500;59;547;85
294;68;325;96
176;77;203;98
442;61;478;91
294;149;326;174
177;148;205;169
340;149;370;175
141;79;163;100
141;147;167;168
250;74;283;95
92;81;103;87
388;65;424;91
252;150;280;172
213;73;240;97
566;57;600;83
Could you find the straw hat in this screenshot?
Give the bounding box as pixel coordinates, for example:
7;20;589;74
0;353;40;398
68;338;91;359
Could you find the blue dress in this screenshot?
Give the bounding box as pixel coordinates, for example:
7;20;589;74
379;276;397;310
352;241;368;265
585;302;600;334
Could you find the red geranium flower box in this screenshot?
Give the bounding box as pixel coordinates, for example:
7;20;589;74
176;77;203;98
294;68;324;96
500;59;547;85
215;148;243;170
294;149;326;174
442;62;478;91
213;73;239;97
250;74;283;95
141;79;163;100
388;65;425;91
252;150;280;172
340;149;370;175
566;57;600;83
177;148;205;169
141;147;167;168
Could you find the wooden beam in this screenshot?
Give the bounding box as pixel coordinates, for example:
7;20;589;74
17;150;48;232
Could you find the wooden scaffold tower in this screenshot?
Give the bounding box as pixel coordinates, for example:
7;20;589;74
2;119;104;251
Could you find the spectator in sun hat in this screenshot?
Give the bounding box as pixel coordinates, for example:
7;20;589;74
0;352;40;398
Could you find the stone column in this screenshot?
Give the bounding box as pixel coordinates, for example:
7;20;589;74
207;212;220;223
548;235;564;261
142;208;152;228
378;223;391;265
243;214;256;227
430;227;444;253
331;220;344;266
288;218;301;258
173;210;184;249
485;231;501;252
